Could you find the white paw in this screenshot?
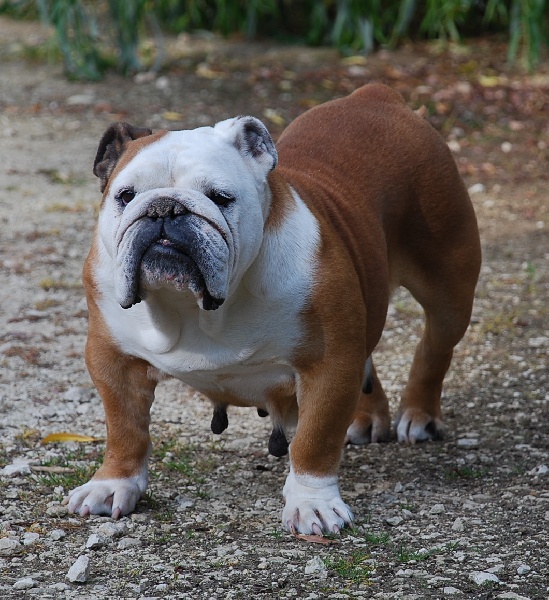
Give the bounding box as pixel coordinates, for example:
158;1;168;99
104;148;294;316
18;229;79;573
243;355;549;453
282;468;353;535
64;474;147;519
395;408;444;443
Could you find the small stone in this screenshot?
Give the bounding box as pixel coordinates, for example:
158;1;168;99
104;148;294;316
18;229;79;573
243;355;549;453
528;464;548;477
49;582;69;591
394;482;403;493
13;577;37;590
66;555;90;583
0;538;22;555
452;517;464;532
22;532;40;546
176;496;195;511
430;503;445;515
471;571;500;585
468;183;486;195
97;522;128;539
457;438;479;447
117;536;141;550
49;529;66;541
2;462;31;476
443;588;461;595
516;564;531;575
528;336;547;348
86;534;107;549
304;556;327;578
46;504;68;517
497;593;531;599
385;516;403;526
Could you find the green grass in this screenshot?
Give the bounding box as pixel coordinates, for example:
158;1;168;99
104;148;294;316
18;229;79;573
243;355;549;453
446;466;485;480
323;549;373;584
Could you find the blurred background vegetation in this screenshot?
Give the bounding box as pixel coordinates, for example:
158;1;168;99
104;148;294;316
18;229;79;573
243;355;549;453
1;0;547;79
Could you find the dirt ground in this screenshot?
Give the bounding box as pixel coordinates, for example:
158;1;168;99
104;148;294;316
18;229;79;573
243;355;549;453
0;15;548;599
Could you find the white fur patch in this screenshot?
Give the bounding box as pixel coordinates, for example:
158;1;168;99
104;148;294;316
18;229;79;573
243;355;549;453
65;469;148;519
282;466;354;534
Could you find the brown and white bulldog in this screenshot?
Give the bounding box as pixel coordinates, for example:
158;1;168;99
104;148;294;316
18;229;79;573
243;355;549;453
65;84;481;535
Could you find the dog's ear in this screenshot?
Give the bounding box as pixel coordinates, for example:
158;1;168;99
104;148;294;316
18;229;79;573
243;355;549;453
93;122;152;192
215;116;278;174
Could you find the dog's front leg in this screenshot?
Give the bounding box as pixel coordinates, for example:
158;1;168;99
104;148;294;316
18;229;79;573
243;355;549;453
282;365;361;535
65;332;156;519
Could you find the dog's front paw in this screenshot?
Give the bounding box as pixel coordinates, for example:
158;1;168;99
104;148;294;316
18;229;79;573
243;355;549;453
395;408;444;443
282;469;353;535
64;475;146;519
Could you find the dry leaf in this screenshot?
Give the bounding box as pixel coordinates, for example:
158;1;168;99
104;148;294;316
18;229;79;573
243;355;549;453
41;432;103;444
163;111;184;121
292;532;335;545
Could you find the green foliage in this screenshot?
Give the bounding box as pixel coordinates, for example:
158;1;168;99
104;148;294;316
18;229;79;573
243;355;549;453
1;0;547;78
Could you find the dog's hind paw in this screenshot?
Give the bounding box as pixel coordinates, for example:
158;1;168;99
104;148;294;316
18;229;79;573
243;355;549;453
395;408;444;443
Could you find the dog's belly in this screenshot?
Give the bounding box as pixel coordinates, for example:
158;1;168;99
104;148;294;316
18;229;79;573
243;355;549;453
177;362;296;410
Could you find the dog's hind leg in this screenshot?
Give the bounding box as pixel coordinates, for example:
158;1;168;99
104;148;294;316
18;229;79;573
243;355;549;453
346;357;391;444
395;240;481;443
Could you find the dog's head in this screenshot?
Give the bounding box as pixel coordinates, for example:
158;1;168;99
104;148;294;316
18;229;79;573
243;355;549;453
93;118;277;310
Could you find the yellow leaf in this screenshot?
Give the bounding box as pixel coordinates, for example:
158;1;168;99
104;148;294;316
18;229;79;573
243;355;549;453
41;432;103;445
342;55;368;66
478;75;503;88
263;108;285;126
195;63;226;80
163;111;184;121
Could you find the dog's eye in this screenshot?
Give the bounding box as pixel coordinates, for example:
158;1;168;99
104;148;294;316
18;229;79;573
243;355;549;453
207;190;234;207
116;188;136;205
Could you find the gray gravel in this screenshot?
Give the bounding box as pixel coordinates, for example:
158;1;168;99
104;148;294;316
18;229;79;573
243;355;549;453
1;16;548;599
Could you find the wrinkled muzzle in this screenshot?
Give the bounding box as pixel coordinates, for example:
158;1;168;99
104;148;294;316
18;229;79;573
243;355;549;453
114;194;230;310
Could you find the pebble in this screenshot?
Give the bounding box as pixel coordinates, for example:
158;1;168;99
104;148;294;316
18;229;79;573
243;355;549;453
451;517;464;532
470;571;500;585
385;516;403;526
304;556;327;578
49;529;66;541
468;183;486;194
86;534;107;549
516;564;531;575
118;536;142;550
13;577;37;590
0;538;22;555
457;438;479;447
22;532;40;546
2;461;31;476
97;522;128;539
46;504;68;517
430;504;445;515
443;588;461;595
66;555;90;583
497;593;531;600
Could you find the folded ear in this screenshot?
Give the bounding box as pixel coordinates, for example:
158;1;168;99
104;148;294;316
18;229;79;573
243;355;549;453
93;122;152;192
214;116;278;174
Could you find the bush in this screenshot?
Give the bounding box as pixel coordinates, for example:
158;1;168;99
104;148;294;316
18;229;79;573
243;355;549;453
1;0;547;78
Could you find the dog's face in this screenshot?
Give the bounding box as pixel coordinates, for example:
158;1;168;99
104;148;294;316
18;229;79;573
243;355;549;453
93;117;278;310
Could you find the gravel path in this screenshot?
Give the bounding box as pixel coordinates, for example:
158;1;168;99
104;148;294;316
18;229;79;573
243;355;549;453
0;16;547;599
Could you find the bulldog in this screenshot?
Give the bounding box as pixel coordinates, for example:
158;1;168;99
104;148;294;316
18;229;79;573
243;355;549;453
65;84;481;534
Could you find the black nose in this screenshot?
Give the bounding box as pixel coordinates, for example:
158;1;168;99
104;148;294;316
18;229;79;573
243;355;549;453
147;197;187;220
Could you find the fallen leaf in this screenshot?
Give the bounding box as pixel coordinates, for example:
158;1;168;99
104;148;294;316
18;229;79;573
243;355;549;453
41;432;103;444
163;111;184;121
292;532;336;545
263;108;285;126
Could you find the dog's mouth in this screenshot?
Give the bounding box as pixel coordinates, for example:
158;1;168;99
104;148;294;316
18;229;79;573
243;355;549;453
115;209;229;311
139;237;225;310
